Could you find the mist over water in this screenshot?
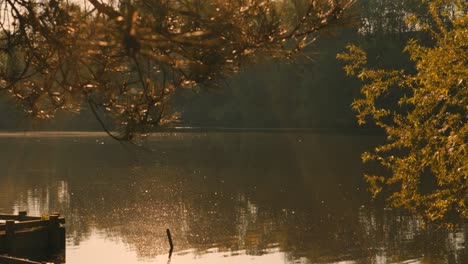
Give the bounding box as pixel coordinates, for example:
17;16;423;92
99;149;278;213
0;132;466;263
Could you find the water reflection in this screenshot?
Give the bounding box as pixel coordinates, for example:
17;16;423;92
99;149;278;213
0;133;466;263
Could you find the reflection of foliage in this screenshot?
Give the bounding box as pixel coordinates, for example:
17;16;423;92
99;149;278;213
338;0;467;224
0;0;354;140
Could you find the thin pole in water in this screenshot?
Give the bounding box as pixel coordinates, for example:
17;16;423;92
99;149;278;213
166;228;174;257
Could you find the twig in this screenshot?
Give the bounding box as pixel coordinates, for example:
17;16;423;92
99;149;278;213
166;228;174;258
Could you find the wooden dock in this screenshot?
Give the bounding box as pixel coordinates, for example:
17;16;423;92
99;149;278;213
0;212;65;263
0;255;42;264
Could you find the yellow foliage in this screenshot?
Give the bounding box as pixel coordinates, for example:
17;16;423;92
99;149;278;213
338;0;467;225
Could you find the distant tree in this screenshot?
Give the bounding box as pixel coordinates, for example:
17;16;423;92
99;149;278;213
338;0;467;225
358;0;428;37
0;0;354;140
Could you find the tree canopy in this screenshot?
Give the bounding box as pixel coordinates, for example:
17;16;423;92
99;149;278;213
0;0;354;140
338;0;467;225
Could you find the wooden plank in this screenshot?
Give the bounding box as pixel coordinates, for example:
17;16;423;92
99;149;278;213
0;215;41;221
13;220;49;230
0;221;47;232
0;218;65;232
0;255;42;264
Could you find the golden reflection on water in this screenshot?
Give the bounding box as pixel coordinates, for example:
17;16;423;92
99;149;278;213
0;133;466;263
67;230;290;264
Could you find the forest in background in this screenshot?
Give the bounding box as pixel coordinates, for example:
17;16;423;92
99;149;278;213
0;0;425;131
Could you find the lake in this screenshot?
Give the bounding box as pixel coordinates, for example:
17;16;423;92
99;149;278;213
0;132;466;263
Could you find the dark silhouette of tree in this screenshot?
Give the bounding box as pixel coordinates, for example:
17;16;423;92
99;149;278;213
0;0;354;140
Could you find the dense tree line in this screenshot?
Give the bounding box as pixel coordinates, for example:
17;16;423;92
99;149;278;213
0;0;435;132
177;0;433;129
0;0;354;139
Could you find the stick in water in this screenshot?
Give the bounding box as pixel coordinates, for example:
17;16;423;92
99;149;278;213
166;228;174;257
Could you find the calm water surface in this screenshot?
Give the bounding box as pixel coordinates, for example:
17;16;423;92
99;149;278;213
0;132;466;263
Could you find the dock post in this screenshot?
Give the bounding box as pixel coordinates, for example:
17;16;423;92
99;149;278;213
5;220;15;254
18;211;27;221
48;215;60;254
